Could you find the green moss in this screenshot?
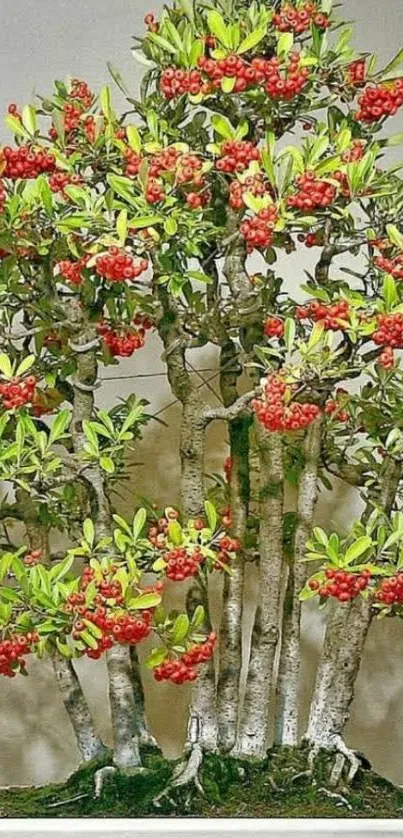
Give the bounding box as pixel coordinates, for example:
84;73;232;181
1;746;403;819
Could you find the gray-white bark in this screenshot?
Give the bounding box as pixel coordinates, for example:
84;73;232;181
274;416;323;746
235;425;284;758
52;653;106;762
67;302;142;770
107;644;141;770
129;646;158;748
306;459;401;751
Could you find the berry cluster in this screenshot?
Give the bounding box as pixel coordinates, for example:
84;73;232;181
309;568;371;602
97;322;149;357
375;252;403;280
23;549;43;567
262;54;311;100
160;67;204;99
273;2;330;33
1;146;55;180
264;316;284;338
240;206;278;251
341;139;366;164
375;574;403;605
324;395;350;423
252;373;320;432
59;80;94;136
144;12;159;32
198;54;254;94
154;633;216;684
49;171;81;195
229;173;269;210
356;80;403;123
301;232;321;247
95;248;149;282
378;346;395;370
373;313;403;349
215;535;239;569
124;149;142;176
148;147;181;177
0;632;39;678
215;141;260;174
346;58;366;87
0;376;37;410
287;171;338;211
296;299;350;330
164;547;204;581
57;257;89;286
145;178;166;203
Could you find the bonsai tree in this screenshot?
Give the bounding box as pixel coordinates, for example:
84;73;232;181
1;0;403;803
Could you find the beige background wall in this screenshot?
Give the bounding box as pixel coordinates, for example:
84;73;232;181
0;0;403;789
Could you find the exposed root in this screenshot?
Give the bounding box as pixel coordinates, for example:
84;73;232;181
153;743;204;810
139;729;160;751
290;745;319;783
329;736;360;787
94;766;117;798
318;786;352;810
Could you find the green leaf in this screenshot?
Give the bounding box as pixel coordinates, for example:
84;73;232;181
116;209;128;245
381;48;403;79
237;24;267;54
0;354;13;379
0;587;22;603
211;114;234;139
171;614;190;643
313;527;329;546
100;456;115;474
106;174;137;206
50;555;74;582
81;630;98;650
83;519;95;548
130;592;162;609
344;536;373;565
220;77;236;93
133;508;147;541
128;214;163;229
99;85;113;120
153;556;167;572
145;646;167;668
168;520;183;546
5;114;28;138
164;217;178;236
15;355;35;377
207;11;231;47
126;125;142;153
21;105;37;136
383;274;398;310
147;31;178;55
204;500;217;532
284;318;295;352
277;32;294;58
49;409;71;444
190;604;205;629
386;223;403;250
56;638;72;658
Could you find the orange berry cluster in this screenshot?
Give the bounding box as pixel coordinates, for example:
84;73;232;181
215;141;260;174
264;316;284;338
345;59;366;87
373;313;403;348
375;252;403;280
229;173;269;210
0;632;39;678
0;376;37;410
154;633;216;684
1;146;55;179
160;67;204;98
57;256;89;286
97;321;151;357
95;248;149;282
49;171;81;195
375;574;403;606
23;549;43;567
309;568;371;602
273;2;330;34
324;392;350;423
287;171;337;211
378;346;395;370
240;206;278;251
164;547;204;581
296;299;350;330
356;80;403;123
252;373;320;432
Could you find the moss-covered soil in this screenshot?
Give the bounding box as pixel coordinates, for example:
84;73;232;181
1;746;403;819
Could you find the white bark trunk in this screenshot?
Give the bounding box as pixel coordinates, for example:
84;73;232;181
274;416;322;747
216;416;249;752
235;426;284;758
129;646;158;748
306;459;401;750
52;653;106;762
107;644;141;771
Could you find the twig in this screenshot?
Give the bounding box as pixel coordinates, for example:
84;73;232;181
47;792;89;808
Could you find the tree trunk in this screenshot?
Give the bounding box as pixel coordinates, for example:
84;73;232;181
68;304;141;770
129;646;158;748
235;425;284;758
52;653;106;762
274;416;322;746
306;459;401;751
107;644;141;770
